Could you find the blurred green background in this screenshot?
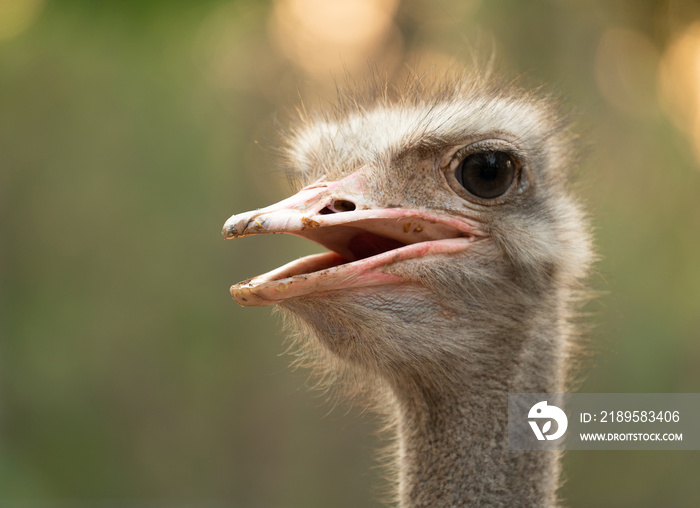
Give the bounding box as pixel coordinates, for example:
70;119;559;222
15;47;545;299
1;0;699;506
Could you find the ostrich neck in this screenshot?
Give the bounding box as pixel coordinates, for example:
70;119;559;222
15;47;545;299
392;328;565;508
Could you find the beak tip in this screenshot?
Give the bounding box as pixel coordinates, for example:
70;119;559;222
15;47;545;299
223;212;256;239
222;224;236;239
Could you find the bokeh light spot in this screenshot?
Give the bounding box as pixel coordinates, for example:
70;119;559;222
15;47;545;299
659;22;700;169
0;0;44;41
269;0;401;77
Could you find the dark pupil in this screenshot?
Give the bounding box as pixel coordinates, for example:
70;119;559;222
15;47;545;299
456;151;516;199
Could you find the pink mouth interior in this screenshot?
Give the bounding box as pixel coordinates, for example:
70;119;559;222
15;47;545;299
256;230;409;284
347;232;407;261
288;231;408;278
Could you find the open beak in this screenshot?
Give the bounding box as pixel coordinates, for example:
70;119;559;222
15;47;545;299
222;169;479;306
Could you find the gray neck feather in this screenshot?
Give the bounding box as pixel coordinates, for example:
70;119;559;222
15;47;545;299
389;316;565;507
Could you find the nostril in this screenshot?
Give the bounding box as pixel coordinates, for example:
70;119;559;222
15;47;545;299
332;200;356;212
319;200;357;214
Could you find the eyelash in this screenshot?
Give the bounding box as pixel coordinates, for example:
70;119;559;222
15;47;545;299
450;141;520;169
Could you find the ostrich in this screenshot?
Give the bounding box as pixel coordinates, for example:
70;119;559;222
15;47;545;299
222;68;593;507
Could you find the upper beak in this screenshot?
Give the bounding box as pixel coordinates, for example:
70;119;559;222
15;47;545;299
223;170;473;259
222;175;365;241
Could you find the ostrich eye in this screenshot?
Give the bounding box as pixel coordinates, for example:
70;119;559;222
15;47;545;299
455;151;516;199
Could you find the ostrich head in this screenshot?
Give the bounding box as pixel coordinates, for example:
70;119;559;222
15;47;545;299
222;68;593;506
223;69;591;388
